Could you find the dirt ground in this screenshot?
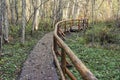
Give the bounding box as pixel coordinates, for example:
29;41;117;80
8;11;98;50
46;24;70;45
19;32;58;80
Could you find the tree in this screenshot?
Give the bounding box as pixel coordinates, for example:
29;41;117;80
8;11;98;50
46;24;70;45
53;0;63;25
21;0;26;44
9;0;16;25
116;0;120;27
72;0;78;19
91;0;95;45
32;0;40;32
15;0;19;24
84;0;89;18
3;0;9;43
65;2;70;19
0;0;3;54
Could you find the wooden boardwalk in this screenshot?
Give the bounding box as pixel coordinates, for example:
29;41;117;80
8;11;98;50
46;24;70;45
19;32;58;80
19;19;97;80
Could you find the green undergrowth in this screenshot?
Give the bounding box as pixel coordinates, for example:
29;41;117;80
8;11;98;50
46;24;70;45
65;21;120;80
0;21;52;80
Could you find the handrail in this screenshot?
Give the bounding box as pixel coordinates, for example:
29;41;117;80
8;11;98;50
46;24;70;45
53;19;97;80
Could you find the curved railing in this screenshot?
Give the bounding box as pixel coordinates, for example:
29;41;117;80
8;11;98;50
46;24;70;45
52;19;97;80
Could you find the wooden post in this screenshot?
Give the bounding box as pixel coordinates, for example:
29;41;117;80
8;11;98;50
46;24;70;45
53;36;57;55
70;20;73;30
52;47;66;80
64;21;66;32
86;19;88;28
78;19;80;30
61;48;66;77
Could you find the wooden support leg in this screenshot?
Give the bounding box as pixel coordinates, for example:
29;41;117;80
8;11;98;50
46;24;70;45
61;48;66;77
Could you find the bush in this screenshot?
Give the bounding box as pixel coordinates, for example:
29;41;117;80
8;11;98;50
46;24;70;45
84;24;117;45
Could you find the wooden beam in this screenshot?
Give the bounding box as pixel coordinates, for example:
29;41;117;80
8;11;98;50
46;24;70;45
66;68;77;80
52;47;66;80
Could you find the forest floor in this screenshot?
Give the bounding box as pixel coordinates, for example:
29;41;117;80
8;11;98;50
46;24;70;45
18;32;58;80
65;32;120;80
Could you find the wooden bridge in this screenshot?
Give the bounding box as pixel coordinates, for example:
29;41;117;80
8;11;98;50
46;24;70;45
52;19;97;80
19;19;97;80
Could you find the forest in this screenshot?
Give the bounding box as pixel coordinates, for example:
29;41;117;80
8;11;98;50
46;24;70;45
0;0;120;80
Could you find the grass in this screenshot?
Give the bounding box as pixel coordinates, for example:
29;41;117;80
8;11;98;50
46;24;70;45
0;22;52;80
65;21;120;80
66;39;120;80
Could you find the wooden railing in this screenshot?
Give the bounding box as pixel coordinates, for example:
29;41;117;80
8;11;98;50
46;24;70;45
52;19;97;80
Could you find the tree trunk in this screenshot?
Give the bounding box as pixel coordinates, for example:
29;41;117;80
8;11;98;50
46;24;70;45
66;2;70;19
3;0;9;43
116;0;120;27
32;0;40;32
26;0;30;21
72;0;78;19
52;0;56;26
53;0;63;24
15;0;19;24
9;0;15;25
0;0;3;54
84;0;89;18
21;0;26;44
91;0;95;45
40;0;45;20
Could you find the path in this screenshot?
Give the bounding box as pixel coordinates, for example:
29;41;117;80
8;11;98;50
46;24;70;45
19;32;58;80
